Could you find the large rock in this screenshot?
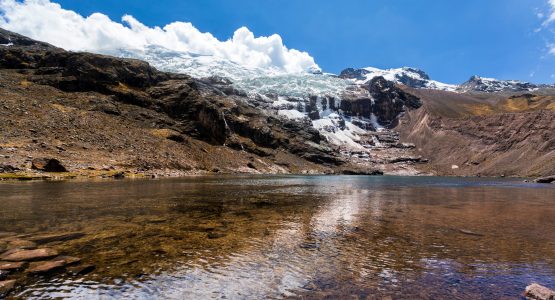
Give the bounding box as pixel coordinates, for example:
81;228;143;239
31;158;68;172
535;176;555;184
0;248;59;262
525;283;555;300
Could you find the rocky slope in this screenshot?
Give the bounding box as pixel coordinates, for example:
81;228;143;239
396;88;555;177
0;28;360;178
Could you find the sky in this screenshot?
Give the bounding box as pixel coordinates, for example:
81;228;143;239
1;0;555;84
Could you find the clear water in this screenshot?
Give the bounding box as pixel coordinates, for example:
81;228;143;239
0;176;554;299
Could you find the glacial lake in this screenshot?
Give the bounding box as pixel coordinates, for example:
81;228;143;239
0;176;554;299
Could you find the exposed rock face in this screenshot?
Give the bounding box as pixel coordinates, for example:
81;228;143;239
338;68;370;81
340;76;422;126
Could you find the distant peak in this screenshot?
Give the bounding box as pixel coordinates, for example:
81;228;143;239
339;66;456;92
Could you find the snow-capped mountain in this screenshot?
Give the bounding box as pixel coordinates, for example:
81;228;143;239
458;75;544;93
339;67;458;91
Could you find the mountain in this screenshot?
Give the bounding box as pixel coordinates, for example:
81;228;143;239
458;75;548;93
1;28;554;178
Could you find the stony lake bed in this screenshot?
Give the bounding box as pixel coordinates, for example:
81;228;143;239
0;175;554;299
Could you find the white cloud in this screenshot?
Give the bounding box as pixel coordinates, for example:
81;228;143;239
0;0;319;73
542;0;555;26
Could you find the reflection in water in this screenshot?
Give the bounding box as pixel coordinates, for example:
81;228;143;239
0;176;554;299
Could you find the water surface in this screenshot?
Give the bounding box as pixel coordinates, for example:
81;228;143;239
0;176;554;299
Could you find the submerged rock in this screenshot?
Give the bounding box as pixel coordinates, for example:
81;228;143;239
0;279;16;297
27;260;66;275
525;283;555;300
6;239;37;250
0;261;25;271
67;264;96;276
0;232;16;239
53;256;81;265
29;232;85;244
0;248;59;262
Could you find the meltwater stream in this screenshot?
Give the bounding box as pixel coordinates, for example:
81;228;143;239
0;176;554;299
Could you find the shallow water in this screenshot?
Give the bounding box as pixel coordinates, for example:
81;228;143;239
0;176;554;299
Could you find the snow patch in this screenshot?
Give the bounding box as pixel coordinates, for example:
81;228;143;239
278;110;305;120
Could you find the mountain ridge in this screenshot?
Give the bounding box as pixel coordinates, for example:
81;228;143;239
1;28;554;179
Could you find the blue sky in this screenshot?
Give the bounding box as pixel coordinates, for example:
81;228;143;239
14;0;555;83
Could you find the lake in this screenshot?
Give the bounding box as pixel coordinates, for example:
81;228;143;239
0;176;554;299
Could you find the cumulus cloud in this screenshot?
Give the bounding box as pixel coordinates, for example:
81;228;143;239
0;0;319;73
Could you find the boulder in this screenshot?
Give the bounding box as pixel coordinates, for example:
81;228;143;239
525;283;555;300
0;164;19;173
31;158;68;172
0;248;59;262
535;176;555;184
